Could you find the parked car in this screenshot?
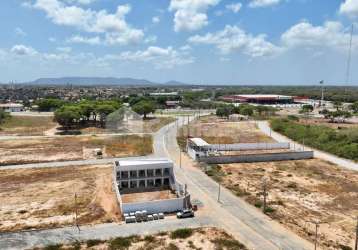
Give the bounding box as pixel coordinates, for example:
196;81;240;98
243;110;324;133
176;209;194;219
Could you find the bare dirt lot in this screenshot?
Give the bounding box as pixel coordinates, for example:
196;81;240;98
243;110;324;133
33;227;247;250
121;190;177;203
0;116;57;136
210;159;358;249
0;165;120;232
178;115;274;149
297;117;358;130
81;116;176;134
0;135;152;166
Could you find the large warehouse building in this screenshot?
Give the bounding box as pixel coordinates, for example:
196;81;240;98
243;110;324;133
220;94;293;104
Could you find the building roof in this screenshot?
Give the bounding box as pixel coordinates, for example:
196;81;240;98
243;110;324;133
0;103;24;108
236;95;292;100
189;138;210;147
115;158;173;168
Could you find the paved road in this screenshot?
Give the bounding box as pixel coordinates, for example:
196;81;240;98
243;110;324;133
154;117;312;250
257;121;358;171
0;116;313;250
0;216;214;250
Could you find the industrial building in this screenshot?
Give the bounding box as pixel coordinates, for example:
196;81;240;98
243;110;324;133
0;103;24;112
187;137;314;164
220;94;293;104
113;159;190;215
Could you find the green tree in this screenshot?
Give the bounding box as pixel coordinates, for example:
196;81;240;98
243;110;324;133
132;100;156;119
216;105;234;119
36;98;65;111
333;101;343;111
0;109;10;124
95;104;117;127
299;104;314;114
349;101;358;113
54;106;81;129
79;102;95;121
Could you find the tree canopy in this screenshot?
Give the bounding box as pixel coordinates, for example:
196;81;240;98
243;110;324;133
132;100;156;119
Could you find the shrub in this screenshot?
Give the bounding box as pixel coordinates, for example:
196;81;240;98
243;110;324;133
170;228;193;239
166;243;179;250
212;239;247;250
44;244;63;250
254;201;263;208
109;237;132;250
86;239;103;247
264;207;275;213
144;235;156;242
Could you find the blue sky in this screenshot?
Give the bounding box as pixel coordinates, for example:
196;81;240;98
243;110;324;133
0;0;357;85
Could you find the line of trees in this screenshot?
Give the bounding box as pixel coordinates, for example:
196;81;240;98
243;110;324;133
0;109;10;125
216;104;277;119
54;100;121;129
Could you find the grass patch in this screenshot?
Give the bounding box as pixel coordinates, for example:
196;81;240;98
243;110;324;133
270;118;358;161
43;244;63;250
170;228;194;239
109;236;133;250
86;239;103;247
211;238;247;250
166;243;179;250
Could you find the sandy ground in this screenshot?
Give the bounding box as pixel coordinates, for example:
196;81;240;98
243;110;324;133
32;227;247;250
216;159;357;249
121;190;177;203
0;165;120;232
0;135;152;165
81;117;176;134
0;116;57;136
179;115;274;144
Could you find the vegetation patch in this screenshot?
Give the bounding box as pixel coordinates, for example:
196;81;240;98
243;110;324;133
270;118;358;161
170;228;194;239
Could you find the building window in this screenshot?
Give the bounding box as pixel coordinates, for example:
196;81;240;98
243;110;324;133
147;179;154;187
130;170;137;178
155;168;162;176
139;169;146;177
130;181;137;188
147;169;154;177
155;178;162;187
163;178;170;186
121;181;129;189
121;171;129;179
163;168;170;176
139;180;146;188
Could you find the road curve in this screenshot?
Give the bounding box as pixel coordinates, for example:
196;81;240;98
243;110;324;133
154;116;312;250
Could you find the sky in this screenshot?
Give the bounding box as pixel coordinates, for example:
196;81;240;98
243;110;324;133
0;0;358;85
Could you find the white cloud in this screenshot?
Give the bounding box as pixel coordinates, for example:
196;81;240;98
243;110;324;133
152;16;160;24
226;2;242;13
281;21;358;51
116;46;194;69
169;0;220;32
15;27;27;37
144;35;158;44
188;25;280;57
56;47;72;53
64;0;96;5
248;0;281;8
340;0;358;18
66;35;101;45
11;45;38;56
32;0;144;45
49;37;57;42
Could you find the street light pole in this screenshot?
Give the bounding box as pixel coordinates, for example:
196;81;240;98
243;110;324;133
217;183;221;203
355;216;358;250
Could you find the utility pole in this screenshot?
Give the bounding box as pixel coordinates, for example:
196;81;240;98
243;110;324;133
355;216;358;250
319;80;324;107
313;221;320;250
262;176;269;213
217;182;221;203
179;148;182;169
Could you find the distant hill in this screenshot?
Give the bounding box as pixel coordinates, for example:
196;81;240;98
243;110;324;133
25;77;188;86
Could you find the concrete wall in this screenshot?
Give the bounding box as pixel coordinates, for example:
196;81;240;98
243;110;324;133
199;151;314;164
121;196;187;214
208;142;290;151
